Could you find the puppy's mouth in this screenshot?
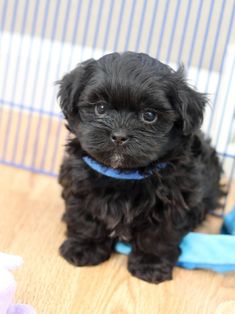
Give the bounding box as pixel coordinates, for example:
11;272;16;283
110;153;124;169
83;144;152;170
85;150;134;170
86;149;155;170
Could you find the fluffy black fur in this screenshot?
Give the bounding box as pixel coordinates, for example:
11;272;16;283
58;52;223;284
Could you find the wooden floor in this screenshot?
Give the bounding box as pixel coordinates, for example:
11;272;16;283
1;165;235;314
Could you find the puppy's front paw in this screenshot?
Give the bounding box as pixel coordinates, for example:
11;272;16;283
59;238;112;266
128;253;172;284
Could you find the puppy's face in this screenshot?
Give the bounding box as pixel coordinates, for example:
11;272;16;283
77;93;175;169
58;52;206;169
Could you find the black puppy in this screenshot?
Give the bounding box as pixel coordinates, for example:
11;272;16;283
58;52;223;284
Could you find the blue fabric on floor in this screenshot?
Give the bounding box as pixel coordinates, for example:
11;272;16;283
115;207;235;272
221;206;235;235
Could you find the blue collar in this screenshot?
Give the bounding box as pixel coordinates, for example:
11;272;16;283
82;155;168;180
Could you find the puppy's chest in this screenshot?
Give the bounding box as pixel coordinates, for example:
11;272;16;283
91;182;156;241
108;224;132;242
106;199;134;242
94;193;138;242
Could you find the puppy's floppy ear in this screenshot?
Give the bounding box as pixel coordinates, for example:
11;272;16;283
57;59;96;119
168;66;207;135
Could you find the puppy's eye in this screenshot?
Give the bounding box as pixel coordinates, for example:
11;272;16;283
95;103;107;115
141;111;158;123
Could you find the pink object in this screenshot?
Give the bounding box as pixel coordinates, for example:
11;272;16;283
0;253;36;314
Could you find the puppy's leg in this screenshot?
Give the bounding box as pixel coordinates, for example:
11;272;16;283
60;200;113;266
128;227;180;284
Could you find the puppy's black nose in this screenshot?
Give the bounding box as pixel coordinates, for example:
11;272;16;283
111;130;129;145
